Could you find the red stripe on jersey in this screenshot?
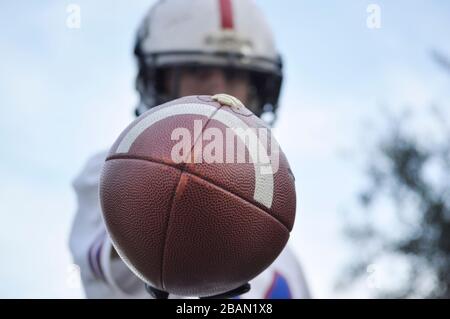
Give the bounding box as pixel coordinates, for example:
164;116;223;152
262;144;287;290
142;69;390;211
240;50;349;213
219;0;234;29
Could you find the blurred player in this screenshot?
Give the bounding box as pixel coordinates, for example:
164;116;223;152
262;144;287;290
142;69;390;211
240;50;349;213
69;0;310;299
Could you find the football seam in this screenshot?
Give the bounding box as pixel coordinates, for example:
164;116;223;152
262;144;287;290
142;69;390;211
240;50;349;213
185;171;290;233
180;102;224;171
140;101;225;290
159;171;183;291
105;156;291;232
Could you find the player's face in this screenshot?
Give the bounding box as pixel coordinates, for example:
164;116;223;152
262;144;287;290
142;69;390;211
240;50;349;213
165;67;255;112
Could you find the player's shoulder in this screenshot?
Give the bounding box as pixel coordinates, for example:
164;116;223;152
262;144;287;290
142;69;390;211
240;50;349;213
73;150;108;191
261;245;311;298
275;245;308;281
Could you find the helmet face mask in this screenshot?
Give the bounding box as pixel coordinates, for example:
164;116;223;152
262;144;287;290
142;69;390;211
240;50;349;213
134;0;283;124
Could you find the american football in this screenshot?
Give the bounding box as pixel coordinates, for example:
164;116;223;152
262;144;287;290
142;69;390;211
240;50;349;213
99;94;296;297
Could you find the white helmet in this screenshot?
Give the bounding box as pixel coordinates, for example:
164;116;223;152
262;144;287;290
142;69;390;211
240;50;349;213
134;0;283;117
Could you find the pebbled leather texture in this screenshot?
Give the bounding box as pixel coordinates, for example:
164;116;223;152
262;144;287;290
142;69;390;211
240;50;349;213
100;95;296;297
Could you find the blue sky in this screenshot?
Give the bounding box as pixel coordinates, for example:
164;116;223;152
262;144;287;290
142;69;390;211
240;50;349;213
0;1;449;298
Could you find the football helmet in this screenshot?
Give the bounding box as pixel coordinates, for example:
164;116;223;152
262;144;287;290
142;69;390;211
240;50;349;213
134;0;283;119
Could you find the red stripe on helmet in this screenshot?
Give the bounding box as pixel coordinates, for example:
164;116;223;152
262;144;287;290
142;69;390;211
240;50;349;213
219;0;234;29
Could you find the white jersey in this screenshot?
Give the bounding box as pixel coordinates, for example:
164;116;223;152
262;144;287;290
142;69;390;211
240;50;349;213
69;151;311;299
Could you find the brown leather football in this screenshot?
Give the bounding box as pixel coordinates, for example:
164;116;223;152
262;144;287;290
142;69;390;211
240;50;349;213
99;94;296;297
